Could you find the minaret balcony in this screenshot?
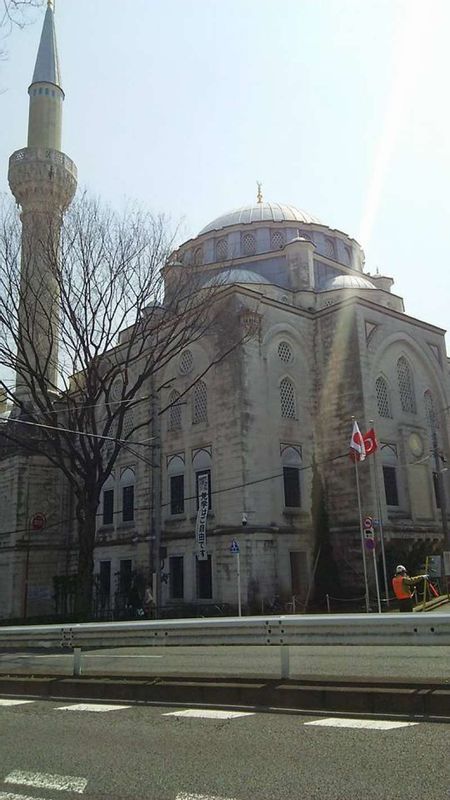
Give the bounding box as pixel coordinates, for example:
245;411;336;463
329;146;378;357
8;146;77;211
9;147;77;181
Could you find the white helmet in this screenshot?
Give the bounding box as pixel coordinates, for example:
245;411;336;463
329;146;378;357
395;564;407;574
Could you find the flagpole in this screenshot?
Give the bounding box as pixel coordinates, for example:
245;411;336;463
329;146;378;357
370;420;390;608
354;457;370;612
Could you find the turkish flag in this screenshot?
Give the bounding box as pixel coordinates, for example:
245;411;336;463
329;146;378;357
363;428;378;457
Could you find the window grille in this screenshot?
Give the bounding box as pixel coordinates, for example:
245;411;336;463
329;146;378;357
280;378;296;419
375;377;391;418
122;409;134;439
168;390;182;431
278;341;293;364
325;238;336;258
242;233;256;256
424;390;439;430
193;381;208;423
179;350;193;375
193;246;203;266
397;357;416;413
215;238;228;261
271;231;285;250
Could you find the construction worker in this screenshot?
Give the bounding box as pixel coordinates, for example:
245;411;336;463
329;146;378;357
392;565;428;612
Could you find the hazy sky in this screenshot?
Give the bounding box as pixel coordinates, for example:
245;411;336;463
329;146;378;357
1;0;449;343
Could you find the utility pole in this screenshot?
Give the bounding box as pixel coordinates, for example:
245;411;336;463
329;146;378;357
150;380;162;617
431;425;449;551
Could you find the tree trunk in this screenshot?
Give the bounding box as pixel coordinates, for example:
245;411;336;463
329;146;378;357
74;501;97;620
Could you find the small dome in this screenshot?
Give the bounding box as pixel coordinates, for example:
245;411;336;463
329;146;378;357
202;269;270;288
199;201;321;235
322;274;375;291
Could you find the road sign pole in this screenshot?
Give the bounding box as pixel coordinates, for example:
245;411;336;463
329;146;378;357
237;551;242;617
372;545;381;612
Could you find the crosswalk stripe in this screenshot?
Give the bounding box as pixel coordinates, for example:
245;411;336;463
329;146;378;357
304;717;419;730
164;709;254;720
176;794;238;800
4;770;87;794
0;699;35;706
55;703;130;713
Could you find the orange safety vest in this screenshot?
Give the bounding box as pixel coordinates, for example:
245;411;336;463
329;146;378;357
392;575;412;600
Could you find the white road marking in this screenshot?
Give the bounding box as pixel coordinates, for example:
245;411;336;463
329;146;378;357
0;699;35;706
10;654;163;659
4;770;87;794
55;702;131;712
164;709;254;720
0;793;48;800
304;717;419;730
176;794;238;800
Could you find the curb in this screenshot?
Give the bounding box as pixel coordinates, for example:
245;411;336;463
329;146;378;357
1;674;449;719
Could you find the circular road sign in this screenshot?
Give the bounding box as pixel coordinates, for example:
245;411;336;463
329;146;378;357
365;537;375;551
363;516;373;530
31;513;46;531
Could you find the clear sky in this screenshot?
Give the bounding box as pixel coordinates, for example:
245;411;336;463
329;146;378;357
1;0;449;342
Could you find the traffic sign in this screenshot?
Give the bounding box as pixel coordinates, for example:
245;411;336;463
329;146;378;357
230;539;240;554
31;513;46;531
363;516;373;530
365;537;375;551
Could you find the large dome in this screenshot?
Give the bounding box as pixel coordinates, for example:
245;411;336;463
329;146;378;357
199;201;321;235
201;269;270;288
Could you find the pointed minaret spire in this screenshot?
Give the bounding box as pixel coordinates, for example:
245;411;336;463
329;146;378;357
31;1;61;90
27;1;64;149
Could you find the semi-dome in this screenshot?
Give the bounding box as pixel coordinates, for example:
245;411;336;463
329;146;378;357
199;201;321;235
322;274;375;291
202;269;270;288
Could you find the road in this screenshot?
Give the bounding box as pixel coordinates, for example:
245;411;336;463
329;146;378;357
1;643;450;682
0;695;448;799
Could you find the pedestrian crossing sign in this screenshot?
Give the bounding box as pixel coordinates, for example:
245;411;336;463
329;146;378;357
230;539;240;554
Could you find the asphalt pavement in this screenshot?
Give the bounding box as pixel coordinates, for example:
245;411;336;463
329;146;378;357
0;695;448;799
1;643;450;682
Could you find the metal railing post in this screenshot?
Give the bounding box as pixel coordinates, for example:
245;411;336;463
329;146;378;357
73;647;82;677
280;645;290;679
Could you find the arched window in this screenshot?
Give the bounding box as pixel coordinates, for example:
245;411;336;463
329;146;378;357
168;455;185;515
278;341;293;364
242;233;256;256
325;237;336;258
122;408;134;439
381;444;399;507
375;376;392;418
215;238;228;261
397;356;416;413
424;389;439;430
193;246;203;266
179;349;193;375
280;377;296;419
281;446;302;508
101;474;115;526
168;390;182;431
193;381;208;424
271;230;285;250
193;449;212;511
120;468;135;522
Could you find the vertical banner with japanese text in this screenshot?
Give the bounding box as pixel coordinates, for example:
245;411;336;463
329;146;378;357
195;473;209;560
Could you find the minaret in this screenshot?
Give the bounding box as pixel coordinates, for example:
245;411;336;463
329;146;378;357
8;0;77;398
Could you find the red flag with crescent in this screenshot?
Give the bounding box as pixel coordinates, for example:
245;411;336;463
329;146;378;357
363;428;378;457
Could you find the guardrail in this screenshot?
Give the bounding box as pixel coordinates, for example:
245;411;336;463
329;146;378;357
0;613;449;679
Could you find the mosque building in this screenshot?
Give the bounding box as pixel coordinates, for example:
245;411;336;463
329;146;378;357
1;4;449;620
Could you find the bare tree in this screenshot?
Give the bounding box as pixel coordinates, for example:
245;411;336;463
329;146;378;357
0;195;249;618
1;1;43;61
